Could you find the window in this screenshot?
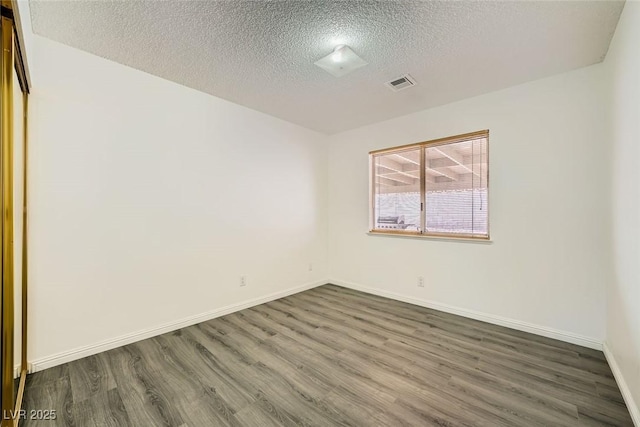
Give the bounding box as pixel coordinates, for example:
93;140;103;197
370;130;489;239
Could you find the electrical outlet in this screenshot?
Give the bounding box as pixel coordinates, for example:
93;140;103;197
417;276;425;288
240;275;247;287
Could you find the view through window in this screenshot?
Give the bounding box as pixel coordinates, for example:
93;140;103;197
371;131;489;239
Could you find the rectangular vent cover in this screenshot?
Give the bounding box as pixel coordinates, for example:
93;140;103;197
386;74;417;92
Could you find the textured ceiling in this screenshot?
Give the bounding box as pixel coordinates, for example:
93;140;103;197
29;1;624;134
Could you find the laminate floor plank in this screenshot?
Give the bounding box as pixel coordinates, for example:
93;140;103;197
323;285;607;360
237;361;351;427
333;350;481;425
306;288;426;333
391;395;489;427
67;353;116;404
319;386;395;426
334;347;547;427
283;297;420;350
312;287;487;343
324;289;584;371
184;326;259;369
596;381;627;405
273;297;391;345
268;299;389;347
194;323;264;365
476;359;632;423
292;292;420;338
250;304;321;336
107;345;185;427
412;327;609;393
21;377;75;427
182;326;336;411
240;310;342;359
167;330;257;414
135;333;242;427
208;315;274;349
21;284;634;426
447;376;578;427
264;333;397;407
478;333;582;366
71;388;130;427
577;404;632;427
318;285;509;335
450;365;580;424
224;311;279;341
24;363;69;389
234;404;298;427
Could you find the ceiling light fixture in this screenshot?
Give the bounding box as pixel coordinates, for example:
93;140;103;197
314;45;368;77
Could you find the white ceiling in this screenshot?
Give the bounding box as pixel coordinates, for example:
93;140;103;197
29;1;624;134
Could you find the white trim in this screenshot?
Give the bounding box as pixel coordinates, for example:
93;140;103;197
367;231;493;244
330;279;603;350
603;342;640;426
30;280;328;372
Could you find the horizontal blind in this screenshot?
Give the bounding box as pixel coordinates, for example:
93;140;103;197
372;147;422;233
424;136;488;237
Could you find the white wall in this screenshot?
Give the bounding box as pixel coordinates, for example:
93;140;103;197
27;35;328;365
604;1;640;422
328;64;609;347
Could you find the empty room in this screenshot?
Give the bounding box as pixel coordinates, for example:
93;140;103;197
0;0;637;426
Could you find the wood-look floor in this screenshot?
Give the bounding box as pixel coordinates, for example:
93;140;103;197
22;284;633;426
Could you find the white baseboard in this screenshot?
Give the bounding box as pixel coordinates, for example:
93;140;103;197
30;279;328;373
603;342;640;426
330;279;603;350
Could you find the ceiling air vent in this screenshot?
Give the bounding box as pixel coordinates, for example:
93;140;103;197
386;74;417;92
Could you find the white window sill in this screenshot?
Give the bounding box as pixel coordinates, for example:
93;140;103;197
367;231;493;244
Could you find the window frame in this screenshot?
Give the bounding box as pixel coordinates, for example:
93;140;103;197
369;130;490;240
